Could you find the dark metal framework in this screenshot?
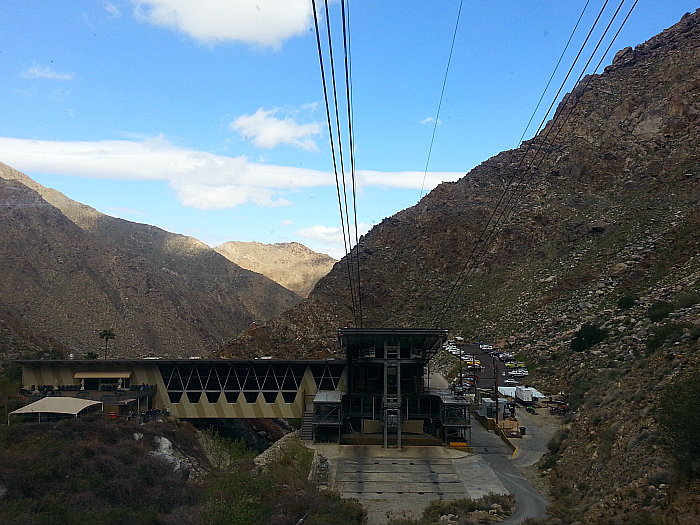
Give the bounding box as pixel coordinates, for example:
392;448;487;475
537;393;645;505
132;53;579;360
313;328;470;447
158;360;344;405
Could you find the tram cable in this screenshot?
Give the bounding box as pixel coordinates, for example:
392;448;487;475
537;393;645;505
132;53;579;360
311;0;363;328
432;0;636;329
509;0;638;209
507;0;639;237
340;0;364;328
419;0;465;200
432;0;612;325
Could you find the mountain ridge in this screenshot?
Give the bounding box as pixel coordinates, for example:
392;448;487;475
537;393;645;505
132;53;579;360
0;166;302;357
214;240;336;298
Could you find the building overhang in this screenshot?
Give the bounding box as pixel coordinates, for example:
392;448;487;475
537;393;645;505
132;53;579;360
338;328;448;354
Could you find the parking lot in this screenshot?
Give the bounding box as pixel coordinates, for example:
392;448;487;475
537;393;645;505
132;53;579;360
445;343;530;394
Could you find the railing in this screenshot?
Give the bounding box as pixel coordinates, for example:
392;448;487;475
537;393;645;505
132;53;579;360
313;408;341;426
22;386;157;404
442;416;470;426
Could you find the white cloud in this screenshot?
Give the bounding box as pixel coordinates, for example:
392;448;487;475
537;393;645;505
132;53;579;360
20;64;75;81
0;135;463;210
104;2;121;17
420;117;442;125
231;108;321;151
357;169;463;190
295;222;371;247
281;219;293;226
173;182;292;210
131;0;315;48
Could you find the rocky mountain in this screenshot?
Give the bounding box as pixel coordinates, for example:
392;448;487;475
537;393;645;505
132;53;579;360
222;9;700;523
214;241;336;298
0;165;302;357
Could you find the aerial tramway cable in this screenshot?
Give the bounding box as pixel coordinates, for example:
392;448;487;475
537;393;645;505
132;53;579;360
311;0;363;328
432;0;638;329
340;0;364;327
419;0;465;200
508;0;638;209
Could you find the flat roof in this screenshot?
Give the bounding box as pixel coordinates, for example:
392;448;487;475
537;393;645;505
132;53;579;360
17;358;346;365
10;397;101;416
338;327;448;350
498;386;546;398
314;391;343;404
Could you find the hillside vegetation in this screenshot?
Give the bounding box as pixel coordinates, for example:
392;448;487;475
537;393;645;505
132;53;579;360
0;419;365;525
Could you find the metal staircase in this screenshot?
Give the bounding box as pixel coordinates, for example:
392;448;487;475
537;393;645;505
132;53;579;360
301;404;314;441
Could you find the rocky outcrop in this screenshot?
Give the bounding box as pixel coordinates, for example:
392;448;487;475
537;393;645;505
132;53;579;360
215;241;335;298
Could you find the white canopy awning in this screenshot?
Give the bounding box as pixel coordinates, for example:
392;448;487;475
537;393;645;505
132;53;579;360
10;397;101;416
74;371;131;379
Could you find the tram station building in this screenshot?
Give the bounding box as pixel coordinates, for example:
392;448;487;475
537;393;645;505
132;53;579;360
16;328;470;447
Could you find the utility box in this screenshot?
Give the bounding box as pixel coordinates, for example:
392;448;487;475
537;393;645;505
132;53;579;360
385;408;400;428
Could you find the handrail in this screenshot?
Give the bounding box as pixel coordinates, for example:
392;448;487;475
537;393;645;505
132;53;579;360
21;386;157;404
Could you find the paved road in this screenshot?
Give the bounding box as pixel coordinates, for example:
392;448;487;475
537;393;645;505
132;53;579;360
470;417;549;524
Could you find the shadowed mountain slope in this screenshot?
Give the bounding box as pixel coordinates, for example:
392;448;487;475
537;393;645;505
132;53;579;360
0;166;301;357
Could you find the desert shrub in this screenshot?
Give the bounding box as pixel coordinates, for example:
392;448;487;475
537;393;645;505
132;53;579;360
648;301;674;322
541;428;571;471
390;493;516;525
617;293;639;310
200;467;274;525
646;322;687;350
304;492;367;525
676;292;700;309
199;431;364;525
0;419;201;525
571;323;608;352
659;372;700;478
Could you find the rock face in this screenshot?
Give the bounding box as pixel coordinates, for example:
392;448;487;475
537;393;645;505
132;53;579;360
0;166;302;357
221;9;700;523
214;241;336;298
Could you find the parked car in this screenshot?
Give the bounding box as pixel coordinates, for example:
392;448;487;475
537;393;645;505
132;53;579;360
504;378;519;386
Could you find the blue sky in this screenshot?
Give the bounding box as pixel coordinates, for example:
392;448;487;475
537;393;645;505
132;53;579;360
1;1;697;258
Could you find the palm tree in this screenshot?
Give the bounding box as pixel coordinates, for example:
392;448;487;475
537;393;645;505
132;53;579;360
99;329;116;358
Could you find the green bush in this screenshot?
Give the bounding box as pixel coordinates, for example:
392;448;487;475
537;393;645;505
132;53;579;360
571;324;608;352
659;372;700;478
200;432;365;525
676;292;700;309
646;322;686;350
617;293;639;310
648;301;674;322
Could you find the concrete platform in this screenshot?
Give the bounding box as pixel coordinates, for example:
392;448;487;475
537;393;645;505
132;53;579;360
314;444;508;524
